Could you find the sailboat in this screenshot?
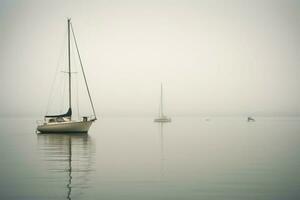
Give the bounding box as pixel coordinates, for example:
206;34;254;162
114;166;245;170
154;84;171;123
37;19;97;133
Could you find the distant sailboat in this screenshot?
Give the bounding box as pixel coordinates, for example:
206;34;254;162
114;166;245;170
37;19;97;133
247;117;255;122
154;84;171;123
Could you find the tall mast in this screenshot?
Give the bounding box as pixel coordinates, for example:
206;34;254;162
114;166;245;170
68;18;72;115
161;83;163;117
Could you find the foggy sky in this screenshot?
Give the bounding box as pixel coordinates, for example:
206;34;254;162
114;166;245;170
0;0;300;117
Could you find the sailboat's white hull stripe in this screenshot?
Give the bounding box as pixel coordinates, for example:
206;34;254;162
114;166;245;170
37;121;93;133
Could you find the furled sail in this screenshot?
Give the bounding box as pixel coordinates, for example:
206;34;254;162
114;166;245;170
45;108;72;118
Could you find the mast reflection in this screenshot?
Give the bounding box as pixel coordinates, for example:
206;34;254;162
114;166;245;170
67;136;72;200
158;123;165;179
37;133;94;200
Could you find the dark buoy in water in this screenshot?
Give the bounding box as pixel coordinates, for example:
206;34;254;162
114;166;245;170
247;117;255;122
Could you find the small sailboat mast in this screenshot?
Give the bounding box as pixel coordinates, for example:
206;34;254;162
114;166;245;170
160;83;163;117
67;18;72;119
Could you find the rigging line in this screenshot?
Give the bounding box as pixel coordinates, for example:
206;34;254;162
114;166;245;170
45;29;68;115
71;41;80;120
60;48;68;113
76;73;80;120
62;48;69;112
70;23;97;119
60;72;67;113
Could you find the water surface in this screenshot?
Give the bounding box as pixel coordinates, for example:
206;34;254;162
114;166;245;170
0;117;300;199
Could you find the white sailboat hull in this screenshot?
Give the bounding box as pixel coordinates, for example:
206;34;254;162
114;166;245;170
37;120;94;133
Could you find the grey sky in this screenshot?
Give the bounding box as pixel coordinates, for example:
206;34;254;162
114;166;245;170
0;0;300;117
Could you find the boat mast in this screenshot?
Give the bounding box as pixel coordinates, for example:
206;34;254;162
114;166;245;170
161;83;163;117
68;18;72;117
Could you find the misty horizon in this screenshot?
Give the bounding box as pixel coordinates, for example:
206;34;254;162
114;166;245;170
1;0;300;117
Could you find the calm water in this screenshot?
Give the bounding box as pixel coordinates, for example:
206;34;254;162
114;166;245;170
0;117;300;200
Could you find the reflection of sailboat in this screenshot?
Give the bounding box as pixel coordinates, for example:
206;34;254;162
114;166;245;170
154;84;171;122
67;136;72;200
159;123;165;178
37;19;97;133
37;134;94;200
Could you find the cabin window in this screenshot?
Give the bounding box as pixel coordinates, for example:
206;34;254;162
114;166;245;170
56;117;65;122
49;118;56;123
